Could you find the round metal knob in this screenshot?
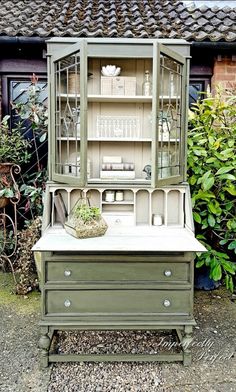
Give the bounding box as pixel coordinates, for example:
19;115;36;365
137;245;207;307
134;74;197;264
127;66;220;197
115;219;121;224
64;270;71;277
164;270;172;277
163;299;171;307
64;299;71;307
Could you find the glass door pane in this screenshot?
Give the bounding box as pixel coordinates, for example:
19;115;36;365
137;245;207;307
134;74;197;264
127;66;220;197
52;42;87;185
154;44;185;186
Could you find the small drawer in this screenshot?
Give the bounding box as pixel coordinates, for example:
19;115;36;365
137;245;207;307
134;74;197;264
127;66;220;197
102;213;134;226
46;261;190;283
45;289;191;316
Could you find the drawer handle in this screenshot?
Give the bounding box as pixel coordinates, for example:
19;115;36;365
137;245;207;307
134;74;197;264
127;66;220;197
115;219;121;224
64;270;72;277
64;299;71;307
164;270;172;277
163;299;171;307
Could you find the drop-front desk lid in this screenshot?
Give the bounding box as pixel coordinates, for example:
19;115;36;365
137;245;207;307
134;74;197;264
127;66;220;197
32;226;206;253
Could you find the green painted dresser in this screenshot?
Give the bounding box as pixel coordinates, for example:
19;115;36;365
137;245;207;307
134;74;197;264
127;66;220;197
33;38;206;367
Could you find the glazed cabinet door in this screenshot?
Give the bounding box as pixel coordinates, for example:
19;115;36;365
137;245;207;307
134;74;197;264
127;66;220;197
50;40;88;185
152;43;187;187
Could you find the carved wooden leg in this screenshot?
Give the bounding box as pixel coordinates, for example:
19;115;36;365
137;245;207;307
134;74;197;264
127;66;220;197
38;327;51;368
181;325;193;366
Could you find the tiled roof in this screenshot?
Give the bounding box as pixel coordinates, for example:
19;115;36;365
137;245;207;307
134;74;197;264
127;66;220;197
0;0;235;42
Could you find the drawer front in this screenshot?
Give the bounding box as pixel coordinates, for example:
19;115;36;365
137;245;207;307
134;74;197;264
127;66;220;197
45;289;191;316
102;214;134;226
46;261;189;283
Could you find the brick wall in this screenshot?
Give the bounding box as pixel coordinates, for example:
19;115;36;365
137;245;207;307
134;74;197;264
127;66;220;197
212;55;236;91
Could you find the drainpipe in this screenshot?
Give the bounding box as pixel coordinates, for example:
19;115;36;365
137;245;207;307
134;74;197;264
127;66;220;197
191;41;236;52
0;36;46;45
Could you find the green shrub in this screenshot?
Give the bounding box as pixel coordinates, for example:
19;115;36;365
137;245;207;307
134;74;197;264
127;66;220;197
188;87;236;292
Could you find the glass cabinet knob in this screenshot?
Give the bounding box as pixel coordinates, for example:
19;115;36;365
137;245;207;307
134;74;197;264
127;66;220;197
64;270;72;277
64;299;71;307
163;299;171;307
164;270;172;277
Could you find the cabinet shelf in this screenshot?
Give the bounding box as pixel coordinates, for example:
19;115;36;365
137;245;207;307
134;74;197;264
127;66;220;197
88;178;150;185
102;201;134;205
57;94;180;103
57;137;179;142
92;138;179;143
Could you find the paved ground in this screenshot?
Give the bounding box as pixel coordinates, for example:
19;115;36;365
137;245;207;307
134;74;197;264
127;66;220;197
1;271;236;392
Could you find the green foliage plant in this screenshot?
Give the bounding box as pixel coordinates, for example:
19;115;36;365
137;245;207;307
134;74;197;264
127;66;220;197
19;168;47;220
0;116;30;203
0;115;31;165
188;87;236;291
12;73;48;172
12;74;48;138
74;203;100;223
11;74;48;223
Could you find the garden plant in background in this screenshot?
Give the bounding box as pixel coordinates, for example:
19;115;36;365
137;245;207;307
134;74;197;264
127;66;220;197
12;73;48;223
0;114;31;167
0;114;31;284
12;74;48;293
188;87;236;292
0;74;48;294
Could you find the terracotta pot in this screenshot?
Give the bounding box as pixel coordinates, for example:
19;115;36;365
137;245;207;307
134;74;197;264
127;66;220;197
0;163;13;174
0;196;9;208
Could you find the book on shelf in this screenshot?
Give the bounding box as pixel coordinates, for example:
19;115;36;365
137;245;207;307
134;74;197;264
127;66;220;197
54;192;68;224
100;170;135;180
101;163;135;171
103;156;122;163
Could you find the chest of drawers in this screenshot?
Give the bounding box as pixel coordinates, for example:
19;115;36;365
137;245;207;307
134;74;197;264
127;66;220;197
37;249;196;367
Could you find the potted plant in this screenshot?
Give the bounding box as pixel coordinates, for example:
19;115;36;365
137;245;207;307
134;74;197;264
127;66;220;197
65;197;108;239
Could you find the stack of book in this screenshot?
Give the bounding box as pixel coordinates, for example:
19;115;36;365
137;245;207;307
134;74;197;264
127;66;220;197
100;156;135;180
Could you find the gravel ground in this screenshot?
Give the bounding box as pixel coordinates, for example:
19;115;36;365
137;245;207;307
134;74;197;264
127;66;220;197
0;273;51;392
48;289;236;392
1;271;236;392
